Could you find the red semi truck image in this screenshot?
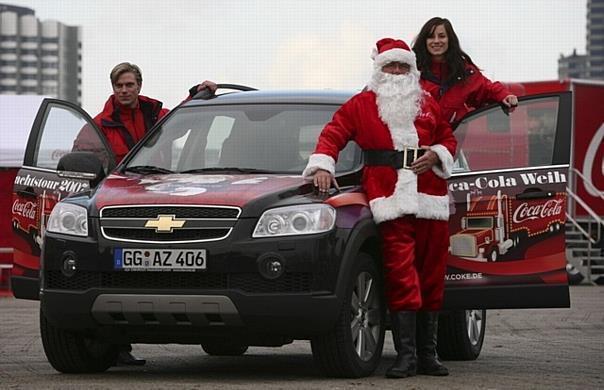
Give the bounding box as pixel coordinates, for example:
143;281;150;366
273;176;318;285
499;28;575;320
450;190;566;262
12;190;59;249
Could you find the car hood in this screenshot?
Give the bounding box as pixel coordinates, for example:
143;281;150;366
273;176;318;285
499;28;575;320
94;173;306;210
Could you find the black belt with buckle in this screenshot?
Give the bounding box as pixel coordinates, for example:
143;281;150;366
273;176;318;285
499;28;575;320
364;148;426;169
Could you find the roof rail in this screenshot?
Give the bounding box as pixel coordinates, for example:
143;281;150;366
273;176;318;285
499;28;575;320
192;84;257;100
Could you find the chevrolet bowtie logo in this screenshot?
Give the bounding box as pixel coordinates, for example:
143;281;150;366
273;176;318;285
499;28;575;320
145;215;186;233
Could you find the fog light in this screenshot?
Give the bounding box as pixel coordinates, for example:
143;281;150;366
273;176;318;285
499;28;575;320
61;252;78;278
257;253;285;280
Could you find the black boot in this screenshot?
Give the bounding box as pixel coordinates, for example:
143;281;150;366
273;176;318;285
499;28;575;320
385;311;417;378
416;311;449;376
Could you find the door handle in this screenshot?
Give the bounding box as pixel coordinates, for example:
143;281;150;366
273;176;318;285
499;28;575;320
515;190;555;200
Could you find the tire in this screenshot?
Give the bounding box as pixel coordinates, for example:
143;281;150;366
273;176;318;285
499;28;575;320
437;309;486;361
487;248;498;262
40;308;118;373
201;340;248;356
311;252;386;378
566;263;584;285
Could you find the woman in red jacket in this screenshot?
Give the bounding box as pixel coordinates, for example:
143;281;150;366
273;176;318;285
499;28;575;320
412;17;518;126
408;17;518;376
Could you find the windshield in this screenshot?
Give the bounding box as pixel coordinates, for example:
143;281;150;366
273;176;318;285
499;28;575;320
466;217;493;229
125;104;361;174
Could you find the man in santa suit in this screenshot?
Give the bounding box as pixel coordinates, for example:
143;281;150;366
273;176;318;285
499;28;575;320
303;38;456;378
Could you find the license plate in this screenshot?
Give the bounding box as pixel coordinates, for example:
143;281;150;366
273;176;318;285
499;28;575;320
114;248;207;271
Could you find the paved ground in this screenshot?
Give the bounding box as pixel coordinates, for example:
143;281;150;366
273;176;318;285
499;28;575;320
0;286;603;389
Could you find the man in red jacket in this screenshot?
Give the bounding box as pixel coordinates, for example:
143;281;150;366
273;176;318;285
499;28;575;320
304;38;456;378
94;63;216;365
95;62;217;163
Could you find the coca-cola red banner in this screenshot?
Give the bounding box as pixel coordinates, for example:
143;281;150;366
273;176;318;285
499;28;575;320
573;82;604;216
446;167;567;287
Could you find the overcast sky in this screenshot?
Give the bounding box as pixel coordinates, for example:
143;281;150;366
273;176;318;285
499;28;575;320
6;0;587;113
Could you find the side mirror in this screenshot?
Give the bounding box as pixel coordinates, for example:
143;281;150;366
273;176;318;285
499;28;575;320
57;152;106;188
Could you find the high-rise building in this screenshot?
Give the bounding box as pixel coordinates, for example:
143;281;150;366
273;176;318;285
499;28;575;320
586;0;604;78
558;0;604;80
0;3;81;104
558;49;588;79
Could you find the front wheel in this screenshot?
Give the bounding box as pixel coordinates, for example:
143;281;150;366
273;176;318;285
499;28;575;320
40;308;118;373
311;252;386;378
437;309;486;360
487;248;498;262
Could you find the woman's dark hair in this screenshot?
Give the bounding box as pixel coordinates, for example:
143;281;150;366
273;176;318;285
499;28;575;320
412;17;475;84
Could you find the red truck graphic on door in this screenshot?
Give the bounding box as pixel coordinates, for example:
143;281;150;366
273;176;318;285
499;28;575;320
449;190;566;262
11;191;59;248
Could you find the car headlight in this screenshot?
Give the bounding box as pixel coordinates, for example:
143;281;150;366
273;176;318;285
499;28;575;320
253;204;336;237
47;203;88;237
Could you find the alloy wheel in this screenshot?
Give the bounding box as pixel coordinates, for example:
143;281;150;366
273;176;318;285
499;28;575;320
466;309;483;346
350;271;381;361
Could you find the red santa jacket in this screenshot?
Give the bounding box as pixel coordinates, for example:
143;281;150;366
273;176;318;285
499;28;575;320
303;90;456;223
420;61;510;125
93;95;169;163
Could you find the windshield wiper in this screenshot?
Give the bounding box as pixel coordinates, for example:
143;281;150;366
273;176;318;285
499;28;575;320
123;165;174;174
180;167;276;174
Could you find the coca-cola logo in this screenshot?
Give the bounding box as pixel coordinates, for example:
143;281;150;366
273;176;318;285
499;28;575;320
582;122;604;197
12;199;37;220
512;199;563;223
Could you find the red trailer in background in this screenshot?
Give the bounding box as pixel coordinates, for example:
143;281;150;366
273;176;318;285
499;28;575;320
0;169;19;294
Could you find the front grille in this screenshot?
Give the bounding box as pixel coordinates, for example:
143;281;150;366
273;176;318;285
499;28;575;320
103;228;230;241
450;235;477;257
99;205;240;243
101;206;239;219
46;271;312;293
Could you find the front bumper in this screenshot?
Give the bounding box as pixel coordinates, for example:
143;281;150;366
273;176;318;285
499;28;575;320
40;222;350;341
41;288;340;341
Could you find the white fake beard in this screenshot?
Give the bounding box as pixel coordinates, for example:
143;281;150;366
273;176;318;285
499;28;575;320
368;71;422;149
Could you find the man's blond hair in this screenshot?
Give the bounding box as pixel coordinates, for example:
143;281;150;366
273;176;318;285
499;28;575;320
110;62;143;86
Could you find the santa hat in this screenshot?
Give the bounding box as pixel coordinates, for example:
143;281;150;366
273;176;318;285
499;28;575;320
371;38;418;72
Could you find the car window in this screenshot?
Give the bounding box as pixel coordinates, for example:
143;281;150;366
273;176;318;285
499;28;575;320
127;104;362;173
35;104;109;171
453;96;560;173
205;116;235;166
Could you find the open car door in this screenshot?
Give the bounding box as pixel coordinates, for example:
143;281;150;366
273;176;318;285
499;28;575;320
443;92;572;309
11;99;114;300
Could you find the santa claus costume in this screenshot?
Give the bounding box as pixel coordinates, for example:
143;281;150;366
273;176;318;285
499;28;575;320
303;38;456;378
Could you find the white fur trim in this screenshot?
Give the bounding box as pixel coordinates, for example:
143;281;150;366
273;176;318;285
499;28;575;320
369;169;417;223
390;128;419;150
368;170;450;223
373;48;418;72
302;153;336;179
430;144;454;179
416;193;450;220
